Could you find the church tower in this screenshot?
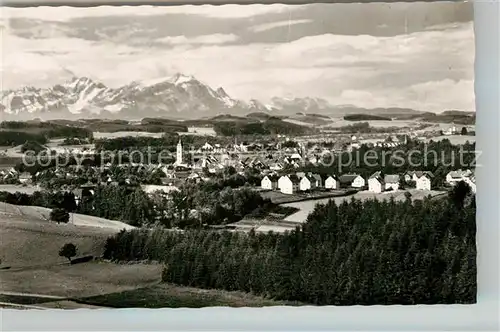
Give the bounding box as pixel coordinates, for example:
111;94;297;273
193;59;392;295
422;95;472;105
176;139;183;165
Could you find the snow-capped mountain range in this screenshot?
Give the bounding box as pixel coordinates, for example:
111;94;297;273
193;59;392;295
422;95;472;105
0;73;334;120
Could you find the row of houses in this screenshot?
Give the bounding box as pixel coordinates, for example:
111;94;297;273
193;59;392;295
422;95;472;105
367;171;434;193
262;169;476;195
262;172;366;195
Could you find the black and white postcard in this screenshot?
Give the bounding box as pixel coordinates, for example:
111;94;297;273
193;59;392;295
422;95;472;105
0;2;477;310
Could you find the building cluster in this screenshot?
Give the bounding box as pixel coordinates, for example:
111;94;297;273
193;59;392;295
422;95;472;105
445;169;476;193
0;168;32;184
262;172;366;195
261;168;476;196
174;139;344;173
1;138;477;200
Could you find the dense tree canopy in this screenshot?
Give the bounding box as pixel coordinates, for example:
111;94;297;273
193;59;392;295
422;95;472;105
104;190;476;305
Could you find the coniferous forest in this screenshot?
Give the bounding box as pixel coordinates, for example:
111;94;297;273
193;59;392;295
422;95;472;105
104;184;476;305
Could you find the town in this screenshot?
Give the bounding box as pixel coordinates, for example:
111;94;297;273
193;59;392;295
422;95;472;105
0;124;476;234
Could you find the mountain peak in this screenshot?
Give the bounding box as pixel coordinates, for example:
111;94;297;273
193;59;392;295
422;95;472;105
216;87;229;97
169;73;196;86
64;76;105;90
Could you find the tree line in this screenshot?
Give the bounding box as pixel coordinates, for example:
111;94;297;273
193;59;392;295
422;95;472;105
0;178;287;228
0;121;93;143
213;119;315;136
103;183;476;305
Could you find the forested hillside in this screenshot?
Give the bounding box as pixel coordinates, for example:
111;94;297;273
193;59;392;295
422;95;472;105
103;183;476;305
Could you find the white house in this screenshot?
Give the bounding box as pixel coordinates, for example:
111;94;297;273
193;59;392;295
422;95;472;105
18;172;32;184
446;169;473;186
444;126;458;135
324;175;340;190
261;175;279;190
404;171;416;182
384;174;400;191
238;143;249;152
308;155;319;165
416;174;432;190
299;175;316;192
352;175;365;188
141;185;180;195
339;174;365;188
201;142;214;151
368;172;384;193
270;163;284;171
277;175;288;190
405;171;434;183
279;175;300;195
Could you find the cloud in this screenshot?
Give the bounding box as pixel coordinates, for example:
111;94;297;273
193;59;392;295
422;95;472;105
337;79;475;112
1;5;305;22
249;19;313;33
157;33;239;45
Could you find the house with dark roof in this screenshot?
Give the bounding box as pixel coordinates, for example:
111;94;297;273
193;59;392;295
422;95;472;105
384;174;400;191
324;174;340;190
19;172;32;184
278;174;300;194
310;173;323;188
416;173;432;190
446;169;473;186
368;171;385;193
339;174;365;188
261;174;279;190
405;171;435;183
296;172;306;179
299;174;316;192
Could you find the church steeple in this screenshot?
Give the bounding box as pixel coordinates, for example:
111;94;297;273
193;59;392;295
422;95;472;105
176;139;183;165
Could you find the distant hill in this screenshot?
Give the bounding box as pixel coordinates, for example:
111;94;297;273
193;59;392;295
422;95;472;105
344;114;392;121
304;113;331;119
245;112;284;121
420;112;475;125
209;114;249;122
442;110;475;117
213;117;315;136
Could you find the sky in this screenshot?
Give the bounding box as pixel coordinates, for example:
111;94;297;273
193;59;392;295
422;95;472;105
0;3;475;112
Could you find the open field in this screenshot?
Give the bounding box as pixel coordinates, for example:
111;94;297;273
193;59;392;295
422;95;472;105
76;283;297;308
0;216;121;267
0;215;291;309
326;119;421;129
93;131;164;139
258;189;352;204
0;261;163;299
424;135;475;144
326;119;474;130
0;184;41;195
281;189;446;223
283;118;331;128
0;145;24;158
0;213;161;308
0;201;135;231
183;126;217;136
